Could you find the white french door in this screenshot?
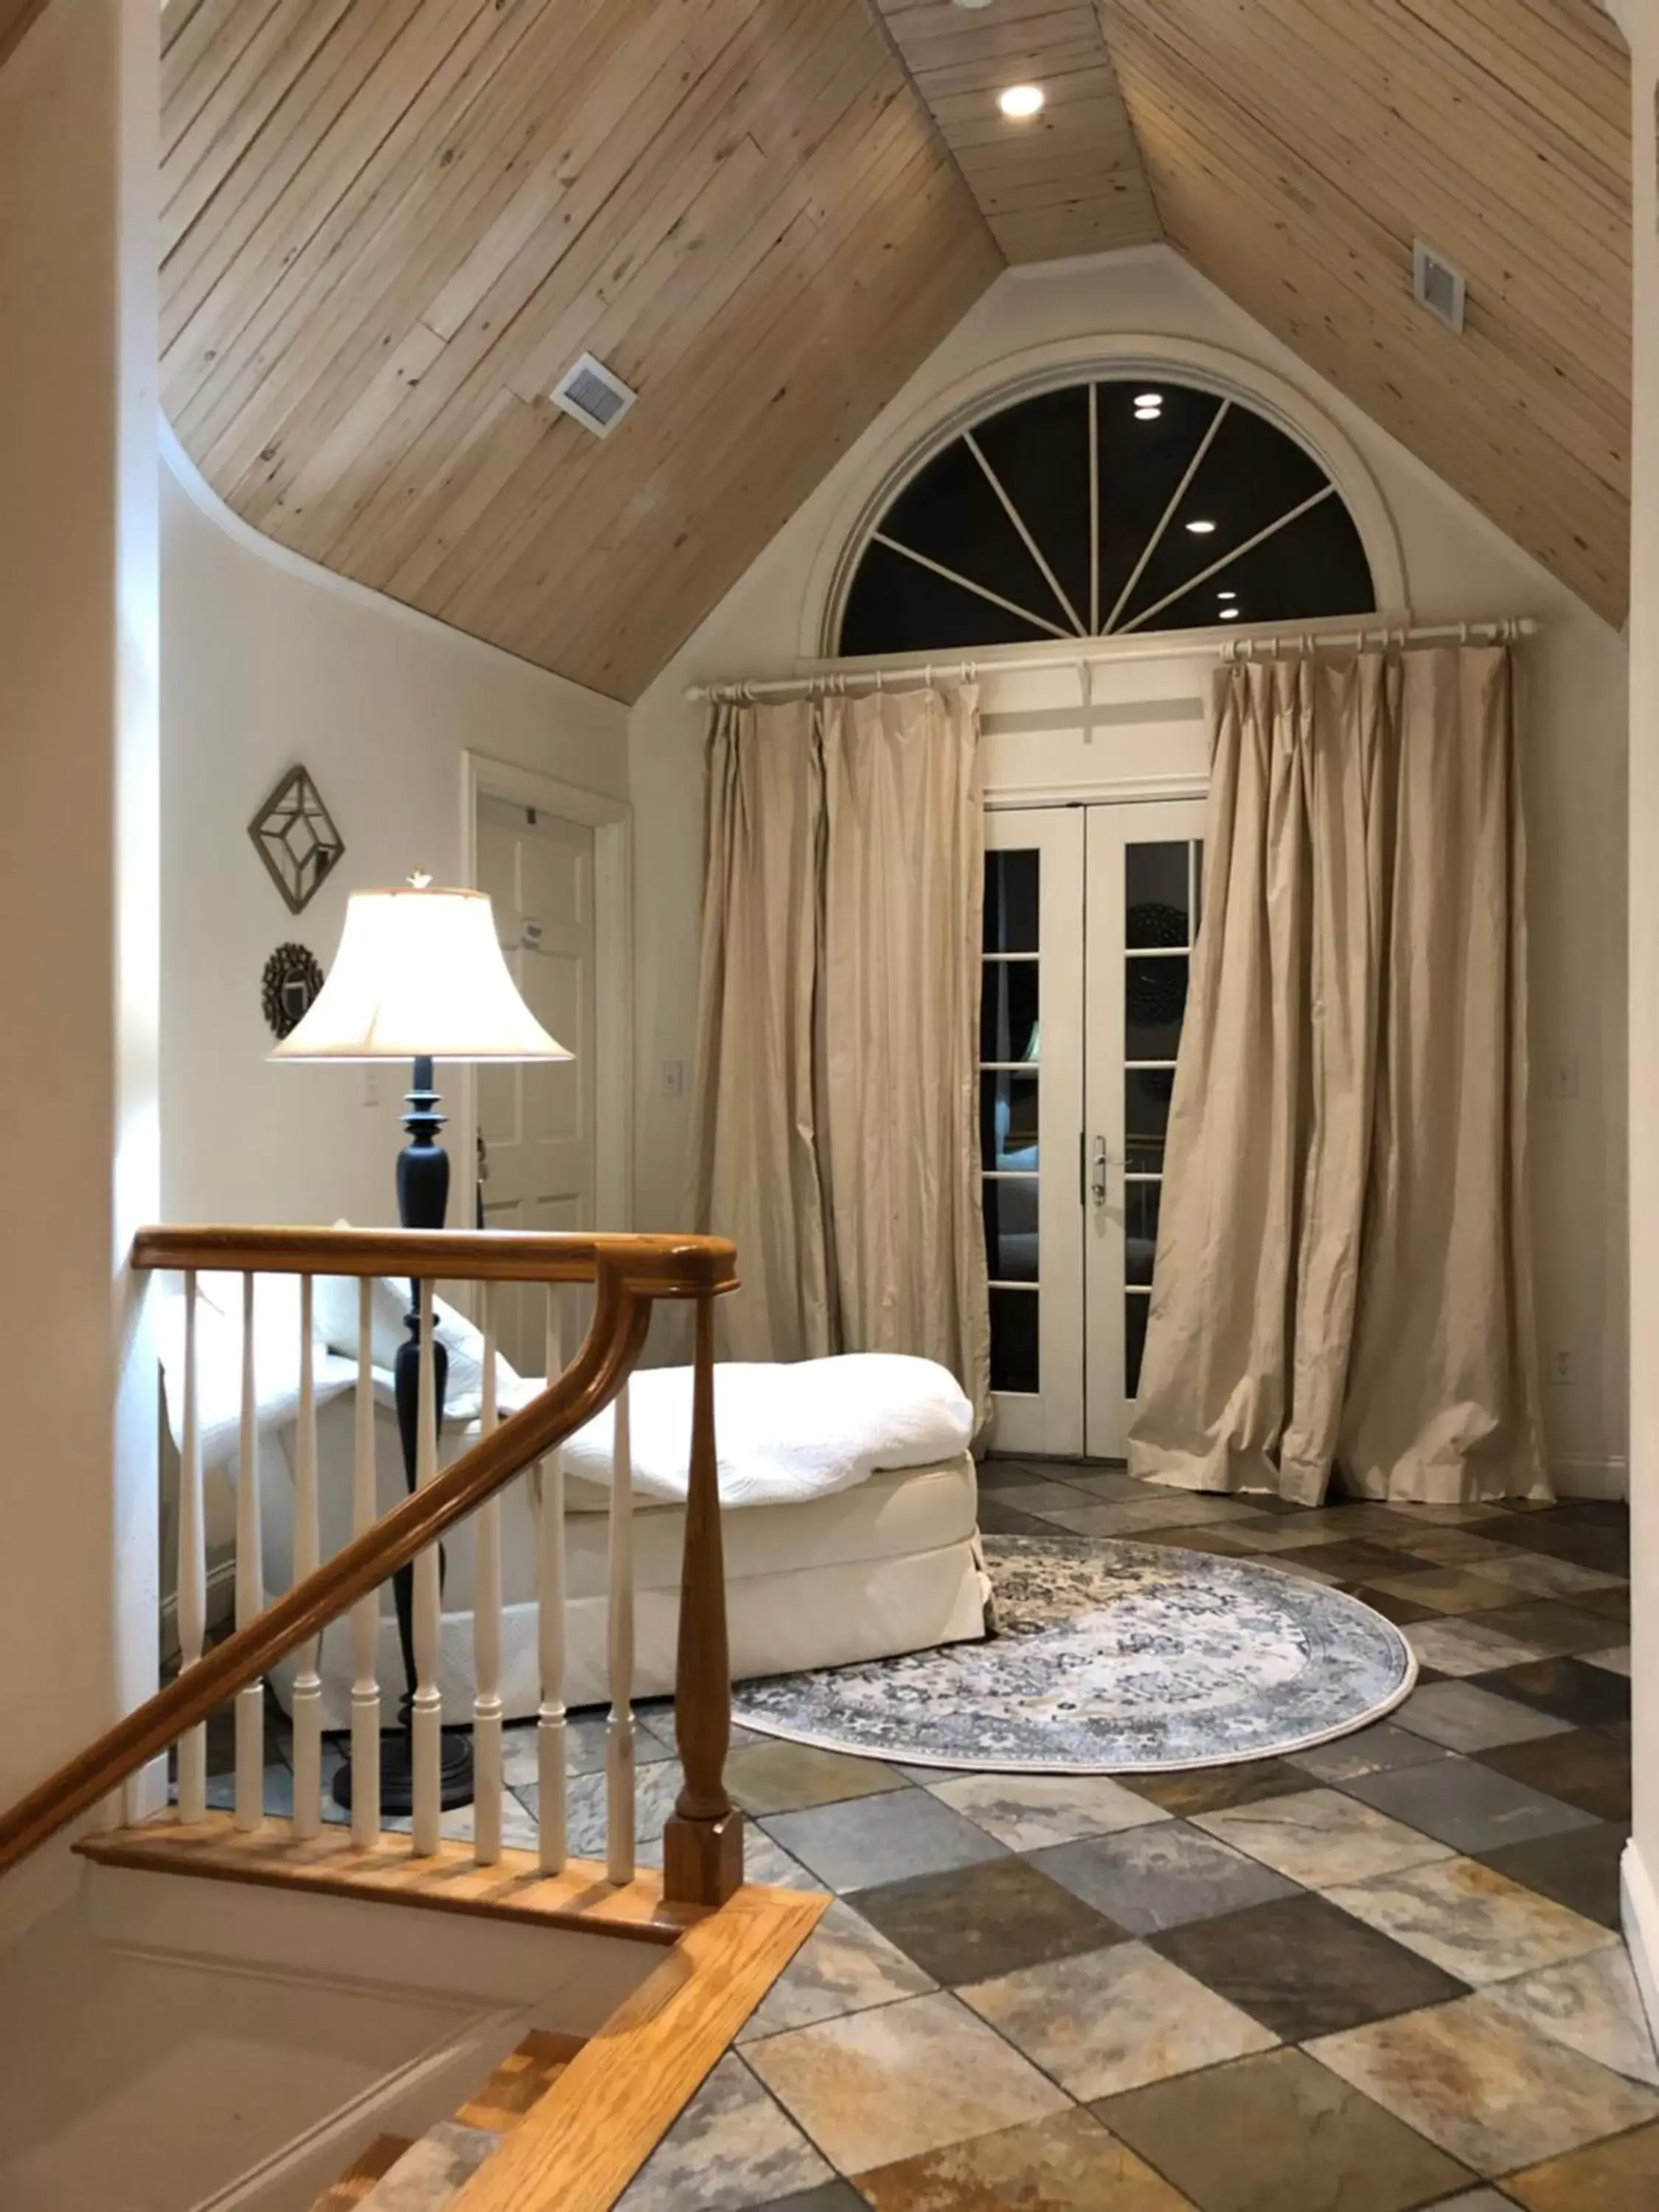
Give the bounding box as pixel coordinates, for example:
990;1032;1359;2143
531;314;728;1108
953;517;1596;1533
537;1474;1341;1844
982;799;1205;1459
981;810;1085;1455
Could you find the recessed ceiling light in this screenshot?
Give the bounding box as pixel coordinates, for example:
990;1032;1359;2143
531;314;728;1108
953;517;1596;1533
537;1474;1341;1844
1220;608;1241;621
1134;392;1164;407
1134;404;1161;420
1185;518;1217;535
951;0;997;9
1216;590;1237;600
998;84;1045;117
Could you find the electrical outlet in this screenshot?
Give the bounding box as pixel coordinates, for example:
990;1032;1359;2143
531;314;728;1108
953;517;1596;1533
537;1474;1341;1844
361;1066;380;1107
662;1059;685;1099
1549;1346;1577;1386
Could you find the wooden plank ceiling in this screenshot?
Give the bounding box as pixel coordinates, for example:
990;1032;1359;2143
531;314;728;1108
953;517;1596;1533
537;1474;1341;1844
871;0;1159;262
163;0;1632;697
159;0;1001;701
886;0;1631;628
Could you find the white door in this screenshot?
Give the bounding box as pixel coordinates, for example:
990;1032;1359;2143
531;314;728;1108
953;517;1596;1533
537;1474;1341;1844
1084;801;1206;1458
980;799;1204;1459
473;797;597;1374
981;809;1084;1454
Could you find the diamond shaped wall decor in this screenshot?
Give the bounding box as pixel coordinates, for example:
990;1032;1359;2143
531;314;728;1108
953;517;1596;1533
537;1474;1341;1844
248;765;345;914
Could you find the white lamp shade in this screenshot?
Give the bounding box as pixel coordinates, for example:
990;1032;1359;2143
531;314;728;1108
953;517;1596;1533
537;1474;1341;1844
270;885;571;1062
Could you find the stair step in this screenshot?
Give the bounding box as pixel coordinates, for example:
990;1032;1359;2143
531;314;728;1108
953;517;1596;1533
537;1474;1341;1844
311;2028;587;2212
306;2134;411;2210
454;2028;586;2132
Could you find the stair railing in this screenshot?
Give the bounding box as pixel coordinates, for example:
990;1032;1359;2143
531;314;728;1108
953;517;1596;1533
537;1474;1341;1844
0;1226;745;1907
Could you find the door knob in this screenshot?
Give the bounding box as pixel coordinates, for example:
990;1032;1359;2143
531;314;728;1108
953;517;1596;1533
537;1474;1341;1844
1091;1135;1108;1205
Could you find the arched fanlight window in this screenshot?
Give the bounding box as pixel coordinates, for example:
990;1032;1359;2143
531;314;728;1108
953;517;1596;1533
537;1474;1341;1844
837;376;1376;656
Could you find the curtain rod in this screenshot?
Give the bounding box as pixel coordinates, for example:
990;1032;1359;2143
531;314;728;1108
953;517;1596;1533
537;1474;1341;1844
684;616;1541;703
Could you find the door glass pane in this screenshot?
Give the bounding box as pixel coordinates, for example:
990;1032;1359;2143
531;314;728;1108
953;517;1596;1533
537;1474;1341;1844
1126;843;1190;946
1125;1290;1150;1398
980;960;1040;1062
990;1287;1040;1393
984;850;1039;952
1126;1067;1174;1173
1125;1182;1160;1286
1126;955;1189;1060
984;1175;1038;1283
981;1071;1039;1169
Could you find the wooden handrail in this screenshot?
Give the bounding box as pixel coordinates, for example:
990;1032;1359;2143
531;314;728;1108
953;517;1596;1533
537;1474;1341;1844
132;1225;738;1297
0;1231;739;1880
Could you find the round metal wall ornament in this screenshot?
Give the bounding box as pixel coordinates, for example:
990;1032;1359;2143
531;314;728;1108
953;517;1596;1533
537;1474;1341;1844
262;942;324;1040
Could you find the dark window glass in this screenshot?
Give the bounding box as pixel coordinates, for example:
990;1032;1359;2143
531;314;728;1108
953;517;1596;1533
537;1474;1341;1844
984;850;1039;953
879;441;1063;627
980;1072;1039;1169
984;1176;1038;1283
1139;498;1375;634
837;375;1374;655
841;540;1054;658
1126;843;1191;947
981;959;1039;1062
1125;1181;1161;1287
991;1286;1040;1393
974;385;1092;630
1126;1067;1175;1174
1095;383;1227;622
1126;956;1189;1062
1125;1291;1150;1398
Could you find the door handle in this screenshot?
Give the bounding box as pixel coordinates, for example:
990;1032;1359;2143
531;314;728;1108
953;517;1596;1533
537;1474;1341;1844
1091;1135;1108;1206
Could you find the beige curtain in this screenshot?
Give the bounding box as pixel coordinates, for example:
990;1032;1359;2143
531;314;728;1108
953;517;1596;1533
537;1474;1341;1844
687;686;990;1417
1129;644;1547;1506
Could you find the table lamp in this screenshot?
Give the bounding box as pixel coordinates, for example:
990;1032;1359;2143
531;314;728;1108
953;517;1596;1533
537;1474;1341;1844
271;874;571;1812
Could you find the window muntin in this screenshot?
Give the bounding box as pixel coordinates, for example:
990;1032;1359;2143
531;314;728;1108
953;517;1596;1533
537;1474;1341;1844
839;377;1375;658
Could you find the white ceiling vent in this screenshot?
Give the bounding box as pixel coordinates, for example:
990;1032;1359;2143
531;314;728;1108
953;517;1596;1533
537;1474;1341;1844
549;352;637;437
1411;240;1467;335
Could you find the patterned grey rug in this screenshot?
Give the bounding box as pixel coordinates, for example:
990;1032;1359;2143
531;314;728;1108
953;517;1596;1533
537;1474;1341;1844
732;1534;1416;1773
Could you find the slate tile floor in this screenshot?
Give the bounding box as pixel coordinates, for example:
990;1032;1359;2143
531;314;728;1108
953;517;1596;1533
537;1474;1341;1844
199;1466;1644;2208
619;1466;1647;2211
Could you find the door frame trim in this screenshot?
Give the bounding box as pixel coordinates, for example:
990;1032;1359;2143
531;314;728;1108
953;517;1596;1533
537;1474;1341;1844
459;752;633;1234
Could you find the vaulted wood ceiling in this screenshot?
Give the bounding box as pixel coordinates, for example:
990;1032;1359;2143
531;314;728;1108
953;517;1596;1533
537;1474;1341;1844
160;0;1631;702
159;0;1000;701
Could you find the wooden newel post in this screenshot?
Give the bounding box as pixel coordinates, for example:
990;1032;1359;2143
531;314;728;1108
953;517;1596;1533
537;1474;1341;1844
663;1293;744;1905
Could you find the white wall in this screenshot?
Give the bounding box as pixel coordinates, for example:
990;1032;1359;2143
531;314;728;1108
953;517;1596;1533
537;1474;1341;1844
628;246;1630;1487
161;437;628;1233
0;0;160;1879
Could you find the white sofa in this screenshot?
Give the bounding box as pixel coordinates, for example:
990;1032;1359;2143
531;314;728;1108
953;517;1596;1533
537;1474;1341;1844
156;1274;988;1723
262;1398;985;1724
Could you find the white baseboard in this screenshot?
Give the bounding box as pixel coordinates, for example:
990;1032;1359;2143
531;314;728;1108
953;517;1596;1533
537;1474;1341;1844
1622;1840;1659;2045
1549;1455;1628;1500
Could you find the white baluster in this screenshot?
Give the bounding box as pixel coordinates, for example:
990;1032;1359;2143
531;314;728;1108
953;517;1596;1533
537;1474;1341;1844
605;1378;636;1885
234;1274;265;1829
473;1281;504;1865
349;1276;380;1845
175;1270;207;1823
411;1279;442;1855
538;1287;568;1874
290;1275;323;1839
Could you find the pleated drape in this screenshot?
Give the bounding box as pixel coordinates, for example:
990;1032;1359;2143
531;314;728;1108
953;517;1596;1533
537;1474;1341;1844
1128;645;1547;1506
687;687;991;1419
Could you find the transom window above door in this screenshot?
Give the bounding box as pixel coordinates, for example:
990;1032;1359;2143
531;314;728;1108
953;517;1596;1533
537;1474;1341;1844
838;375;1377;657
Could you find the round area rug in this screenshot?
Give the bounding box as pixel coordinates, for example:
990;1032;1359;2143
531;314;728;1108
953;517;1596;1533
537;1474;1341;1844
731;1534;1416;1773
